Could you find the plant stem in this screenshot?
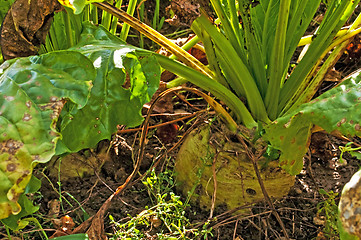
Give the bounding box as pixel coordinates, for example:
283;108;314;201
210;0;244;59
264;0;291;120
63;9;74;48
195;15;269;123
152;0;160;30
101;0;116;30
166;77;188;88
110;0;123;35
169;35;200;60
156;54;257;128
298;27;350;47
83;5;90;22
119;0;137;41
90;4;98;24
283;12;361;114
279;0;357;113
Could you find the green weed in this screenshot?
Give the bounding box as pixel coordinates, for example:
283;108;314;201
317;189;339;239
109;168;213;239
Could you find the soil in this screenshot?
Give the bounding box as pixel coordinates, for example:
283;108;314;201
34;126;361;239
2;1;361;239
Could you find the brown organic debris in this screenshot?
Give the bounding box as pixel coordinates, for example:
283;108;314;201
0;0;63;60
166;0;201;27
49;215;76;238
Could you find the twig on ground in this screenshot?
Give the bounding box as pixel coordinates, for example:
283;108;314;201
233;219;239;240
209;152;219;219
211;210;272;229
237;134;290;240
117;110;210;134
93;170;114;193
174;91;202;111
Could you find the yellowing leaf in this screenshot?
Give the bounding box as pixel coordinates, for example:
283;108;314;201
57;0;102;14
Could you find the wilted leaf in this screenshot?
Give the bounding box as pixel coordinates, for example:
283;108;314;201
167;0;201;27
0;51;94;220
56;22;160;153
1;176;41;230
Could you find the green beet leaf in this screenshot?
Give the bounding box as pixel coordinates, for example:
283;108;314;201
263;113;313;175
56;22;160;153
0;51;94;220
264;70;361;175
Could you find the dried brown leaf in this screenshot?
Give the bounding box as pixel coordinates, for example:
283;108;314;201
0;0;62;60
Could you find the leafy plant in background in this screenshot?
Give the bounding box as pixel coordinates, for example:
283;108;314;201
41;0;138;54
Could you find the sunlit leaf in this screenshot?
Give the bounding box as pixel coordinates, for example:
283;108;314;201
0;51;94;220
56;22;160;153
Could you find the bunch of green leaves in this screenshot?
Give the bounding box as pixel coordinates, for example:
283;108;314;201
143;169;177;203
140;0;361;175
188;0;358;116
0;0;13;23
143;169;190;235
0;22;160;232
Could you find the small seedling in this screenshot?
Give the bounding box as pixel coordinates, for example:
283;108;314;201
317;189;339;239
